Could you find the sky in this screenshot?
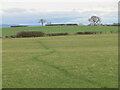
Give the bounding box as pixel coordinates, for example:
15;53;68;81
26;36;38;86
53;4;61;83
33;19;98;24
0;0;119;25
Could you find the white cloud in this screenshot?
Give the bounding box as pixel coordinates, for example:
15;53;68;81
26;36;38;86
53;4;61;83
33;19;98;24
2;0;119;2
3;8;27;13
1;0;118;24
1;1;118;12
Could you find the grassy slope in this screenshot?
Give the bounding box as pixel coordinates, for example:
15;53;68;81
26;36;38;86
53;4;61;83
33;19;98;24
3;34;118;88
2;26;118;37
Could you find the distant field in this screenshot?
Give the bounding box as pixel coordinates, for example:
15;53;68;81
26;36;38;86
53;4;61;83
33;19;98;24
2;26;118;37
3;34;118;88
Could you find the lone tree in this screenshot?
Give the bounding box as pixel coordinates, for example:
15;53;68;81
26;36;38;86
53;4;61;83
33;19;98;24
38;19;46;26
88;16;101;26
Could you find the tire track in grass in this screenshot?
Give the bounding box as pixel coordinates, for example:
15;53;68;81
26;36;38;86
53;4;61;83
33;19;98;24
36;40;57;56
32;56;105;88
37;41;50;50
35;40;72;76
32;56;71;76
34;40;105;87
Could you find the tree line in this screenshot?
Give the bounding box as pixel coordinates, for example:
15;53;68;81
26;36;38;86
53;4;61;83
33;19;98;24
38;16;119;26
38;16;101;26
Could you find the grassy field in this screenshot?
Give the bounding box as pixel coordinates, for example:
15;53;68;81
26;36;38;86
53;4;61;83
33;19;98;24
2;33;118;88
2;26;118;37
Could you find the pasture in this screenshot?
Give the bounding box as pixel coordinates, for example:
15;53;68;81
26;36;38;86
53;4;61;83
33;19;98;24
2;26;118;37
2;33;118;88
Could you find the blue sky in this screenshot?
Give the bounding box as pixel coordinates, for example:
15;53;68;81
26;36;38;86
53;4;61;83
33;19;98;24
1;0;119;25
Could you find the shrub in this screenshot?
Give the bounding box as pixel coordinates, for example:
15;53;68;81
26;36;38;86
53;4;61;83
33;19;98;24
99;32;102;34
110;31;113;33
76;32;83;34
47;33;69;36
16;31;45;37
5;36;9;38
10;35;16;38
76;32;96;35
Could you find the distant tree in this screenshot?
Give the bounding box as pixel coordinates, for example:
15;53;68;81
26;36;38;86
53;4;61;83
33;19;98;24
38;19;46;26
88;16;101;26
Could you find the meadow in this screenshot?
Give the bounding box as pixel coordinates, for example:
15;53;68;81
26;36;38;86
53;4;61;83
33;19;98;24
2;33;118;88
2;26;118;37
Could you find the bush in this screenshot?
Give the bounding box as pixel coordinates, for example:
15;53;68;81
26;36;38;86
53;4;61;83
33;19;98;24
76;32;96;35
99;32;102;34
16;31;45;37
10;35;16;38
5;36;9;38
47;33;69;36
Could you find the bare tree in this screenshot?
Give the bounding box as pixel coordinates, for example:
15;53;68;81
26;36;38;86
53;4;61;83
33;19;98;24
38;19;46;26
88;16;101;26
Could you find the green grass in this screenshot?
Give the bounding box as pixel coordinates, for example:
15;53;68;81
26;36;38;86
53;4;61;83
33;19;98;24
2;26;118;37
2;34;118;88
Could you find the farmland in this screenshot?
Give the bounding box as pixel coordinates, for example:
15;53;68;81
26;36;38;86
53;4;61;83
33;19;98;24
2;33;118;88
2;26;118;37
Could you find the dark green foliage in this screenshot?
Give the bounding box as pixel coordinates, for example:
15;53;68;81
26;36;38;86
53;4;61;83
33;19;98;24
5;36;9;38
47;33;69;36
16;31;45;37
76;32;96;35
10;35;16;38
